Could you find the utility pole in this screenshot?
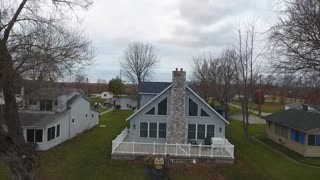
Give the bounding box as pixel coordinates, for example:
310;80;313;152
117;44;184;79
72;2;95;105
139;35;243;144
259;74;262;116
86;77;89;96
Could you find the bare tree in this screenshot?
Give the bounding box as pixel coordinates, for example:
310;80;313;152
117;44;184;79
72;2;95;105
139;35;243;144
97;79;107;84
121;42;158;109
192;54;211;102
234;22;261;142
192;48;236;120
214;48;237;120
0;0;92;179
74;73;87;89
269;0;320;74
12;25;93;81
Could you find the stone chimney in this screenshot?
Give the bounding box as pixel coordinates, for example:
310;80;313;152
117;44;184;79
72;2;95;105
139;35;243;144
167;68;188;144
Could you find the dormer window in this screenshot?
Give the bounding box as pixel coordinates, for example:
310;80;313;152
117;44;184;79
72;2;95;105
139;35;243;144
158;98;167;115
40;100;53;111
188;98;198;116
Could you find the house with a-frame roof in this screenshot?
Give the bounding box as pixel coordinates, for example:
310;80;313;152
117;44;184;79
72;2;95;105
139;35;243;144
111;68;234;161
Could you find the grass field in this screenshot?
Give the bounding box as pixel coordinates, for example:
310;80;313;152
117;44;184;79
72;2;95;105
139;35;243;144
257;135;320;167
89;97;110;113
1;110;320;180
232;101;284;113
89;97;106;107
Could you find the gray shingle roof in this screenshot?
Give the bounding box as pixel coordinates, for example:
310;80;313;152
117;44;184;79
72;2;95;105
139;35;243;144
139;82;171;94
263;109;320;132
26;88;82;100
18;111;67;128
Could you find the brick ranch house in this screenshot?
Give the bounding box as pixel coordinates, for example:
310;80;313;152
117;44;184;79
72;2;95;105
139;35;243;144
264;108;320;157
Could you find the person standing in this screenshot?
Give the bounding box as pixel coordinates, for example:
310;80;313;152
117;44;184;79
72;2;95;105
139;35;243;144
144;153;154;179
153;154;164;180
164;154;173;180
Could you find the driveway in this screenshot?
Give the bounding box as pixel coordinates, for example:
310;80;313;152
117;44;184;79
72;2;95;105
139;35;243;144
231;113;266;124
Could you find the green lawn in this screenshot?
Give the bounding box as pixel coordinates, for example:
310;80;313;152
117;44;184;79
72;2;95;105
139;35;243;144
257;135;320;167
232;101;284;113
89;97;106;107
1;111;320;180
89;97;110;113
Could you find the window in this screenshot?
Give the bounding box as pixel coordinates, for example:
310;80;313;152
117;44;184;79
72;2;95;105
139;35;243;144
189;98;198;116
149;123;157;138
92;114;94;118
219;127;222;133
197;124;205;139
26;129;34;142
207;125;215;138
54;100;58;106
308;135;320;146
159;123;166;138
146;107;155;115
274;124;288;139
201;109;209;117
27;129;43;143
188;124;196;139
158;98;167;115
56;124;60;138
72;118;75;124
29;99;37;105
291;129;305;144
47;126;56;141
86;114;88;118
140;122;148;137
40;100;53;111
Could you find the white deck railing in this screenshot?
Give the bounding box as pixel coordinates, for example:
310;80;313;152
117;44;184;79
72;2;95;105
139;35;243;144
112;128;129;152
112;129;234;159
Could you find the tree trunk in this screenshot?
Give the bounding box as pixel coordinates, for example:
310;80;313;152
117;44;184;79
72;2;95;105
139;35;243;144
0;40;38;180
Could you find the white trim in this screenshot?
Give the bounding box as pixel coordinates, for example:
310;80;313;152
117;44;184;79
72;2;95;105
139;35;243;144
126;84;172;121
187;86;230;125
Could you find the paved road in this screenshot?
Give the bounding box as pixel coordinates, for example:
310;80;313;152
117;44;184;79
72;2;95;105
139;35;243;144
230;113;266;124
229;103;272;116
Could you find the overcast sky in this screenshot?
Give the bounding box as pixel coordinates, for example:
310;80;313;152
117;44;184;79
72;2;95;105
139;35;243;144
80;0;278;83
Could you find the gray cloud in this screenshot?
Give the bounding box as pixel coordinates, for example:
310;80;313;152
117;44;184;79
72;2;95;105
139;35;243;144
179;0;248;26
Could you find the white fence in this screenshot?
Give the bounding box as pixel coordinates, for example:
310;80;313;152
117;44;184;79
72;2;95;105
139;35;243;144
112;128;129;152
112;129;234;159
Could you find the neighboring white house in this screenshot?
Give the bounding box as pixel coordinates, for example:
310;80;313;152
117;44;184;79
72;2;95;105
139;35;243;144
100;91;113;99
115;95;137;110
111;69;234;161
13;88;100;151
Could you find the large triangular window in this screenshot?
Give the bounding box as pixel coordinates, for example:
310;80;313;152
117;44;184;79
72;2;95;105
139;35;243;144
201;109;209;117
189;98;198;116
146;107;155;115
158;98;167;115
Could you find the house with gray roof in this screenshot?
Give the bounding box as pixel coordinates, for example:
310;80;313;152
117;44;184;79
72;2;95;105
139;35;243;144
264;109;320;157
1;88;99;151
111;69;234;161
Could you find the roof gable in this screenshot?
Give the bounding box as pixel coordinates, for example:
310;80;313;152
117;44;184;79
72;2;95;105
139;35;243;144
127;85;229;125
139;82;171;94
127;84;172;120
186;86;229;125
